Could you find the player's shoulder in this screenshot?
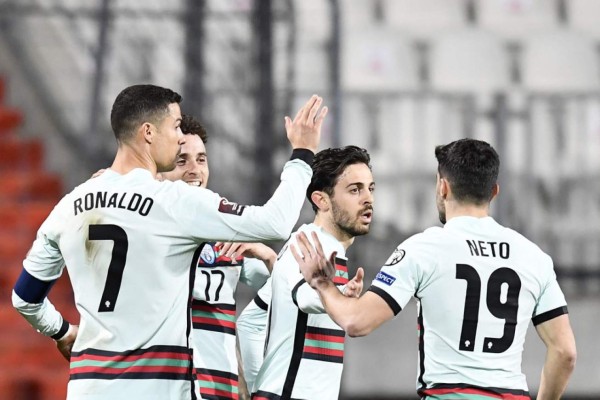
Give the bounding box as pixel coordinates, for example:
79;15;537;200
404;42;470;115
403;226;446;248
500;225;553;263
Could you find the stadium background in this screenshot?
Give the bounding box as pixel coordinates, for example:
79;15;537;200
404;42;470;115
0;0;599;398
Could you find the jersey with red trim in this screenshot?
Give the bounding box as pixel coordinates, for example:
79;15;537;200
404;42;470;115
369;216;568;400
191;242;269;400
253;224;349;400
13;159;311;400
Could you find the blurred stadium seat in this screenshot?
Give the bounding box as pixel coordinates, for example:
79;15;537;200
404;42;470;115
383;0;469;40
567;0;600;40
521;28;600;92
478;0;560;41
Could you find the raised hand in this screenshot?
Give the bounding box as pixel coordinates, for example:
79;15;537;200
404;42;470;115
343;267;364;298
290;231;336;289
285;95;328;153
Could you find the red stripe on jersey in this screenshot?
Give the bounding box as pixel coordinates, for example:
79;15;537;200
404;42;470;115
302;346;344;358
192;303;237;316
305;332;345;343
332;263;349;285
422;387;529;399
197;373;238;386
70;351;189;363
192;316;236;329
200;387;239;399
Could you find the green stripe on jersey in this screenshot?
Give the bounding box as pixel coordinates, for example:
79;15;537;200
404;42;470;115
192;310;236;322
197;380;238;393
71;358;189;369
425;394;502;400
304;339;344;350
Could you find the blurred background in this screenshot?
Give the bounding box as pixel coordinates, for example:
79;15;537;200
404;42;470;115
0;0;599;398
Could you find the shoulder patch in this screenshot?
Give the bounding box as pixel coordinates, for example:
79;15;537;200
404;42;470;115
218;198;246;216
384;248;405;266
199;243;217;265
375;271;396;286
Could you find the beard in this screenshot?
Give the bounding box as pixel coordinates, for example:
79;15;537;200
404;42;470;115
331;201;371;238
436;194;446;224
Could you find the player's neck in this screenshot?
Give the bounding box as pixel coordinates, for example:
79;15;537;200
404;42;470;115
444;200;491;221
313;216;355;250
111;144;157;177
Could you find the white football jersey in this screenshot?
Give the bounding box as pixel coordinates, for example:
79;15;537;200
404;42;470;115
191;242;269;399
370;216;568;399
254;224;350;400
17;159;311;400
236;277;271;393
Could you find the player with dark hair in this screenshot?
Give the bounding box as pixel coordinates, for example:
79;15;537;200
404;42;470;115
160;114;276;399
12;84;327;400
294;138;576;400
249;145;374;400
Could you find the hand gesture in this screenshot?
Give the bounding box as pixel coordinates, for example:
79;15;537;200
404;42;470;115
290;231;336;289
217;242;277;270
285;95;328;153
343;267;364;298
56;324;79;361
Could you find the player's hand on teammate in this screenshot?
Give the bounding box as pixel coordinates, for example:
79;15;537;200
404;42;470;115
55;324;79;361
285;95;328;153
291;231;336;290
217;242;277;270
91;169;107;178
343;267;364;298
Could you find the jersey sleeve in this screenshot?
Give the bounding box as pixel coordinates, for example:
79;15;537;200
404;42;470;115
532;256;568;326
368;235;431;316
240;257;270;292
275;243;329;314
165;157;313;243
237;297;269;393
12;204;70;339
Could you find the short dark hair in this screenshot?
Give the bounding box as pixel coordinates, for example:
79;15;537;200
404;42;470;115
181;114;208;143
110;84;182;142
435;138;500;205
307;145;371;212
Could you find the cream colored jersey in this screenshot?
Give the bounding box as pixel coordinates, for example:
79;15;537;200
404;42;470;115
254;224;350;400
237;277;271;393
13;157;312;400
191;242;269;400
370;216;568;400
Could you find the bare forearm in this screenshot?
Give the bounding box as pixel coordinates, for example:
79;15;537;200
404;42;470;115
315;282;369;337
537;348;576;400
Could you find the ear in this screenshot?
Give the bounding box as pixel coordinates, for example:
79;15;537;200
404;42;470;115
490;183;500;201
141;122;154;144
438;175;449;200
311;191;330;212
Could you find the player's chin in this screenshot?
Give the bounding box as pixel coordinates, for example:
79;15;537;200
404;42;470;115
354;223;371;236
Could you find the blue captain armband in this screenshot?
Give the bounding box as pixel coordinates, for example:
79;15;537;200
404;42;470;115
13;269;57;304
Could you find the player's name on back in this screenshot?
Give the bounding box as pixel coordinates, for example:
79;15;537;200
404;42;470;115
466;239;510;259
73;191;154;216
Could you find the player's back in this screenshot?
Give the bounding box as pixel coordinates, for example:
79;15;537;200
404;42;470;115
41;169;209;399
406;216;565;398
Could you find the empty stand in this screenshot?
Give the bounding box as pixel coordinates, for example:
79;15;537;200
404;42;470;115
567;0;600;40
383;0;469;40
477;0;560;41
521;28;600;92
0;77;72;400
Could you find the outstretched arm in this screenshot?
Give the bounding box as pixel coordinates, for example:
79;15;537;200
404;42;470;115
535;314;576;400
291;231;394;337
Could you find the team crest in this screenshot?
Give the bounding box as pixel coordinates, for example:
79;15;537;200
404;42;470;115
384;248;405;266
199;243;217;265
